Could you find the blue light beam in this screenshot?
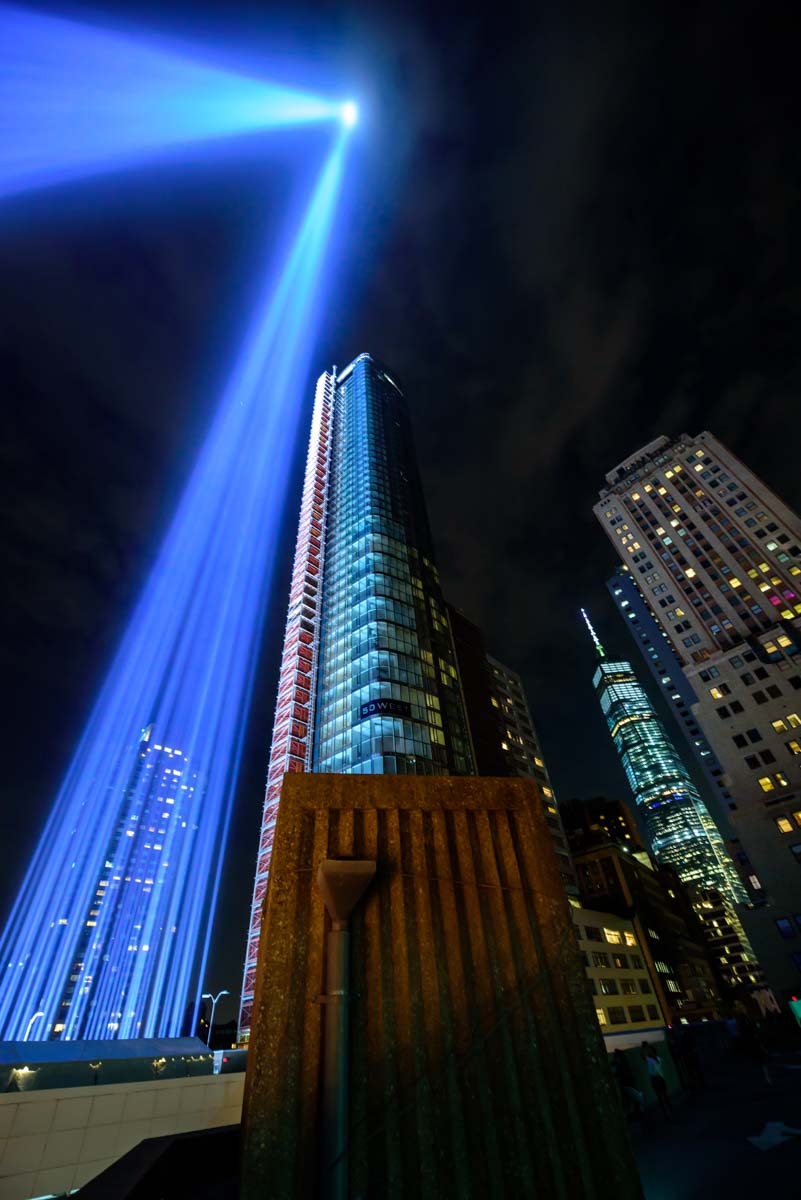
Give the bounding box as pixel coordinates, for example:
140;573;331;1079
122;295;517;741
0;130;350;1040
0;4;344;197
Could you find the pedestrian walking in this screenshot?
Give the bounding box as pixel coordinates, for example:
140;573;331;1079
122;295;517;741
641;1042;672;1116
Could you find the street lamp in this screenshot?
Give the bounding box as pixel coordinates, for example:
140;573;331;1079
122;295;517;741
201;990;229;1046
23;1011;44;1041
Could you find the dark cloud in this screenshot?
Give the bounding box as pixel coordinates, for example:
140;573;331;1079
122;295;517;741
2;0;801;1004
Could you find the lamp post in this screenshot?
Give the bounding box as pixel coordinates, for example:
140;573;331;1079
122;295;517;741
23;1011;44;1041
201;990;229;1046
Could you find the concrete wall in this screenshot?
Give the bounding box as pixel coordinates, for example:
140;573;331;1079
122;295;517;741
0;1072;244;1200
242;774;643;1199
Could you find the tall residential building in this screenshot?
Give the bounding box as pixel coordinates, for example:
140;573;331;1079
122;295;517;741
595;431;801;1000
448;605;577;895
240;355;474;1036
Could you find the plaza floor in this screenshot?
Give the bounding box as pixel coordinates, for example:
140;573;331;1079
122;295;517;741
633;1046;801;1199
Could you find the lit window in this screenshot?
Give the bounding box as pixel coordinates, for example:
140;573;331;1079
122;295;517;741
758;776;775;793
776;771;790;787
730;578;742;588
604;928;623;945
686;568;696;578
631;492;641;500
787;741;801;756
779;635;793;648
773;719;789;733
777;816;794;833
595;1008;607;1026
624;932;636;947
789;714;801;729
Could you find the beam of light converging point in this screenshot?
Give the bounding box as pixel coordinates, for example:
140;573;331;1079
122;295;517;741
0;130;350;1040
0;4;347;198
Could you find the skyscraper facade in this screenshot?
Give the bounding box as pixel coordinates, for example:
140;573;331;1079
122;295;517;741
595;431;801;998
240;355;474;1036
447;605;577;895
583;614;747;904
606;567;764;904
0;726;200;1040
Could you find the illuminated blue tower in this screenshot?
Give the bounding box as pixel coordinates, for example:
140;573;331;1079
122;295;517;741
241;354;474;1034
581;609;748;905
54;727;200;1038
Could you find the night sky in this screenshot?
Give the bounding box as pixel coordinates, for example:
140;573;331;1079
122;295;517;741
2;0;800;1026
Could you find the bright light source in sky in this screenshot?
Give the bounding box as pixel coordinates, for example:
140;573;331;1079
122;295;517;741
0;4;345;197
0;8;354;1039
341;100;359;128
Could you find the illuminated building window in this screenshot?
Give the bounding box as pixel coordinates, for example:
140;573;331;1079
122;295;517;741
595;1008;607;1026
773;719;789;733
624;932;636;947
789;714;801;728
776;816;794;834
787;740;801;757
758;777;775;793
604;928;622;945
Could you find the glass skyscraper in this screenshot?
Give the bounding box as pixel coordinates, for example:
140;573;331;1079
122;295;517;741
240;354;474;1036
583;612;747;905
1;725;200;1040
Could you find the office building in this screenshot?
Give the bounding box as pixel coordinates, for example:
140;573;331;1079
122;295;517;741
568;837;723;1023
448;605;577;894
582;610;748;905
595;431;801;999
240;355;474;1036
559;795;643;857
563;793;766;1007
572;908;666;1050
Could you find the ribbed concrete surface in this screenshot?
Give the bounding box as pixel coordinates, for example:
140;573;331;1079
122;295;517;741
241;774;642;1199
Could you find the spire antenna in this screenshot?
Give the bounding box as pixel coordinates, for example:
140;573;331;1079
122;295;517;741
580;608;606;658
